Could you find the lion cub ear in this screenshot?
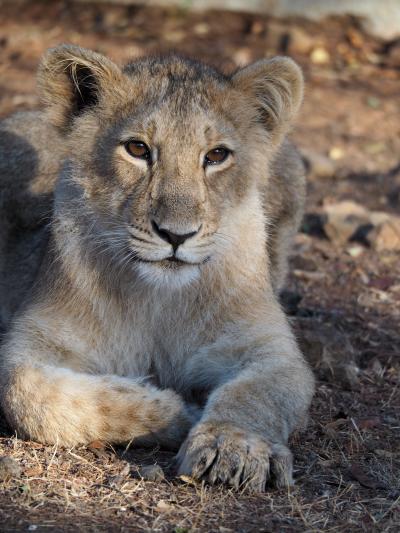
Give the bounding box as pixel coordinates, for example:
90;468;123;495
37;44;126;132
232;57;304;143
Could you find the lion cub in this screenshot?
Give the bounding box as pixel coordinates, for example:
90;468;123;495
0;45;314;492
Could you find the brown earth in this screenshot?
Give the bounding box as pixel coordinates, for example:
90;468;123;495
0;1;399;531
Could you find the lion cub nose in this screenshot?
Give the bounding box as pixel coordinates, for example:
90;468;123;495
151;221;199;251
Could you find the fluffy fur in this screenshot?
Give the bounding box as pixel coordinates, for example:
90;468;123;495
0;45;314;491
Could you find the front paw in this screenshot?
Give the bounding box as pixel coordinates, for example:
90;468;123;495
176;421;293;492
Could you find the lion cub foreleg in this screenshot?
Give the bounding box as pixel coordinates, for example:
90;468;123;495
177;315;314;491
0;361;192;449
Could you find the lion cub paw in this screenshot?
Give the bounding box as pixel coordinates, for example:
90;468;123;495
176;422;293;492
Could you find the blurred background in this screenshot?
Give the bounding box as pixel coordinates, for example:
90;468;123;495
0;1;399;531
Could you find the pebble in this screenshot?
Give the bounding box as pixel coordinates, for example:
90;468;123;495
0;456;22;481
233;47;252;66
288;27;315;54
310;47;330;65
137;464;165;482
329;147;344;160
193;23;209;36
323;200;370;245
304;150;336;179
368;217;400;252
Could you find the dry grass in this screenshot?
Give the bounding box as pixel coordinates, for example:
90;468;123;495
1;367;399;532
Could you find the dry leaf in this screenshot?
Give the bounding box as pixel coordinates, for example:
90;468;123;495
350;463;386;489
25;465;43;477
356;417;382;430
156;499;173;512
88;440;105;450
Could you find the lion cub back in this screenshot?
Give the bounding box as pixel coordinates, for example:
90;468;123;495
0;111;63;330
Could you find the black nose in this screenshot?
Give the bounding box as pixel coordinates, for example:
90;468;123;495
151;221;198;251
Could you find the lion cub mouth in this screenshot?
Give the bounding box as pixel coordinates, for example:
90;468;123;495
163;256;192;269
166;256;185;264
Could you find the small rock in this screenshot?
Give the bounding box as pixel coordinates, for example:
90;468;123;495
138;464;165;482
233;47;252;66
250;20;264;36
164;30;185;43
293;270;325;281
322;201;371;246
0;456;22;481
369;211;391;226
329;147;344;160
108;462;131;486
368;216;400;252
193;23;210;36
288;27;315;54
347;244;364;258
310;47;330;64
304;150;336;179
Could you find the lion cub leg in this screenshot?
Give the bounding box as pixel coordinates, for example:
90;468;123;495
0;362;193;448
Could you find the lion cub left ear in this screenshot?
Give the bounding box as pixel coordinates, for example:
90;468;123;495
37;44;126;132
232;57;304;143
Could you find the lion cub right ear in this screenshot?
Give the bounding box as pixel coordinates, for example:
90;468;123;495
37;44;126;132
232;57;304;144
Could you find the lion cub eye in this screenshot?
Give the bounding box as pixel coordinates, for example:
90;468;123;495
125;140;152;162
204;147;231;166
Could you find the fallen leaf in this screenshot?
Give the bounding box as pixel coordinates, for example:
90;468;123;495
88;440;105;450
179;474;197;485
356;417;382;430
24;465;43;477
324;418;348;438
349;463;386;489
27;442;44;450
156;499;173;512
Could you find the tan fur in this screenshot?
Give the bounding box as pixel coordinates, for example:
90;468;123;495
0;45;314;491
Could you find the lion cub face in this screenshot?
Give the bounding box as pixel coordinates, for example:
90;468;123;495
39;46;303;287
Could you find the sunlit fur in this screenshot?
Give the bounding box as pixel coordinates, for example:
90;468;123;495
0;45;314;492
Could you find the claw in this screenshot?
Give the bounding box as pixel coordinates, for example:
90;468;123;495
176;422;290;493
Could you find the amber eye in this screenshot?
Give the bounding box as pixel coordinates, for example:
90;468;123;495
125;140;152;162
204;147;231;166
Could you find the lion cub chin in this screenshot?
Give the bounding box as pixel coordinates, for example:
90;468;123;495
0;45;314;492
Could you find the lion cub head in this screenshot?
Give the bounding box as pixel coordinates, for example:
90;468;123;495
38;45;303;288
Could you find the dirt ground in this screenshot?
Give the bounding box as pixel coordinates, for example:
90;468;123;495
0;1;399;531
